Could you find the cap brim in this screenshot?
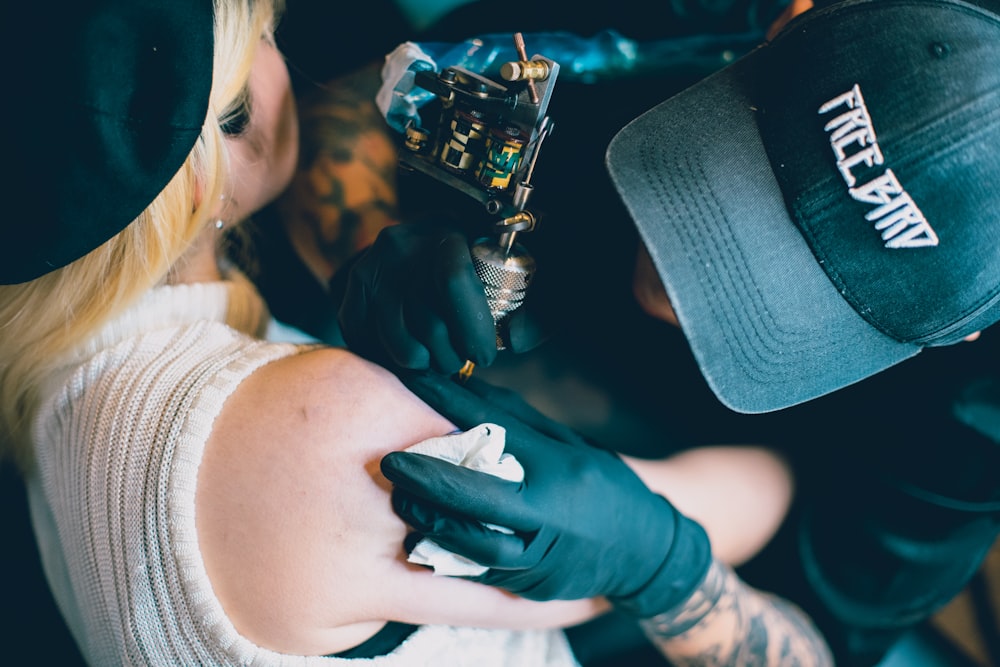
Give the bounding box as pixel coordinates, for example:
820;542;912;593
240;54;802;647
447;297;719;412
606;50;921;414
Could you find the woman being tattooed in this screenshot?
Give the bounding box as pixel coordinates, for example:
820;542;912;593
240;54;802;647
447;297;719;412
245;60;403;345
278;63;401;286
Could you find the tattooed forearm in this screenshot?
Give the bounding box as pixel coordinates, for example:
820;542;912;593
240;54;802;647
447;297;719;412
644;554;729;639
639;559;834;666
279;61;400;283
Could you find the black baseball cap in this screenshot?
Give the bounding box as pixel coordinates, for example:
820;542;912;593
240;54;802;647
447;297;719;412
606;0;1000;413
1;0;214;285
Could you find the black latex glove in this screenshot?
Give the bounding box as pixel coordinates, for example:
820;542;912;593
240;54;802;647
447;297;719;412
381;372;712;618
336;222;556;373
337;222;497;374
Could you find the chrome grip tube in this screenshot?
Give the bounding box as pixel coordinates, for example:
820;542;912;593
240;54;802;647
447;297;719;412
470;237;536;350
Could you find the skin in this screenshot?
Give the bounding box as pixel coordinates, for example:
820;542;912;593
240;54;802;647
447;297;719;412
625;447;793;567
767;0;815;39
177;40;797;657
632;241;680;327
640;559;834;666
173;37;300;285
197;346;603;653
276;62;401;285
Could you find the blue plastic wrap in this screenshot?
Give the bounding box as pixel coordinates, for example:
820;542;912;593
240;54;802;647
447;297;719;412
377;29;762;133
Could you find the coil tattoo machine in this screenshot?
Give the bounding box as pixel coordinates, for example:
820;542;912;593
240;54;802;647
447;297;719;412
396;33;559;354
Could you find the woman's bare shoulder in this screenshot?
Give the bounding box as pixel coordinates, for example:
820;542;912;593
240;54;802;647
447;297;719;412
196;347;450;653
197;346;602;656
251;346;455;443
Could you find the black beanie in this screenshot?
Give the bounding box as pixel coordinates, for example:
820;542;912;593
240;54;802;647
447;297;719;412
2;0;214;284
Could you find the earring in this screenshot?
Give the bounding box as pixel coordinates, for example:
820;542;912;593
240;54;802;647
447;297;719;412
215;193;233;232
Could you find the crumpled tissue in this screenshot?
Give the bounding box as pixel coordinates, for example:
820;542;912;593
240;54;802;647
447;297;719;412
404;423;523;576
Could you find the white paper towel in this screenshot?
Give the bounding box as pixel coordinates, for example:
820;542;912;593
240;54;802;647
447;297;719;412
404;423;523;576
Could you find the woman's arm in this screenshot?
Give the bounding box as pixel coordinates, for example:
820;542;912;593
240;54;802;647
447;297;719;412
624;446;793;566
197;346;603;656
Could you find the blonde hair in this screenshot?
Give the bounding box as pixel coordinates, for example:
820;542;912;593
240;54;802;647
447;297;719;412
0;0;284;471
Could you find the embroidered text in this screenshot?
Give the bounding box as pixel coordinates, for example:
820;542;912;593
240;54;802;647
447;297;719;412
819;84;938;248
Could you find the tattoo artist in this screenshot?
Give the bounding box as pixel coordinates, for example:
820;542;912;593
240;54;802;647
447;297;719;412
319;0;1000;665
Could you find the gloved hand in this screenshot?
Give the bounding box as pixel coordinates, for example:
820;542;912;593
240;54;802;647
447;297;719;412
381;372;712;618
336;222;497;374
336;221;557;373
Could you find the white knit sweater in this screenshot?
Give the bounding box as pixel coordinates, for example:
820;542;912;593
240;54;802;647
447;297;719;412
26;280;578;666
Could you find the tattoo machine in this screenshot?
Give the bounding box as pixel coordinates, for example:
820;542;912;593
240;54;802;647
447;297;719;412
387;32;560;352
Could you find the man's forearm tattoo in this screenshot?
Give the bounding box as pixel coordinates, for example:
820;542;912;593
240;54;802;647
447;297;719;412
639;559;834;666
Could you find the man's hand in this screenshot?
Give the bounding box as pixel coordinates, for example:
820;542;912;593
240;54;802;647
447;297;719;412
337;223;499;373
381;372;712;618
336;221;558;373
386;372;836;665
